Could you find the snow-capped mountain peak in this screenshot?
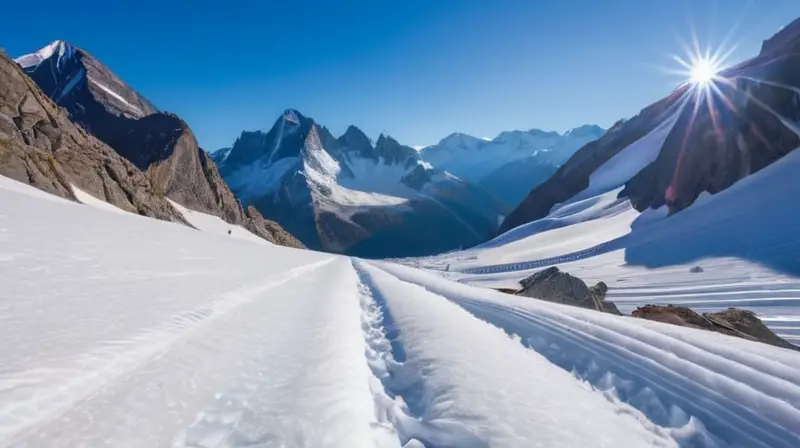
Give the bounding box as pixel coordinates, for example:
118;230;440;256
15;40;76;69
563;124;605;139
218;110;509;256
282;108;302;125
374;134;419;166
208;147;232;165
14;40;157;120
420;125;606;205
435;132;487;151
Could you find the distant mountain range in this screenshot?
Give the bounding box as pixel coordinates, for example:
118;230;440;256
209;115;604;256
4;15;800;259
5;39;605;257
420;125;605;205
213;110;512;257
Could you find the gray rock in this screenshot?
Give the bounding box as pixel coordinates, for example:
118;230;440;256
518;267;621;314
690;266;704;273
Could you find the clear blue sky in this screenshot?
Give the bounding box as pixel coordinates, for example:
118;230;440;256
3;0;799;149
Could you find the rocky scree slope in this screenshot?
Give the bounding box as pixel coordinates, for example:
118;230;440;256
15;41;301;247
502;18;800;233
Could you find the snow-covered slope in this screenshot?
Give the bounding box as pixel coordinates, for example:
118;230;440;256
218;110;509;257
2;173;798;447
421;125;605;205
503;19;800;232
167;199;270;245
410;145;800;344
69;183;269;244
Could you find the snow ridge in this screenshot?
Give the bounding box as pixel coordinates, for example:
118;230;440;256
14;40;72;69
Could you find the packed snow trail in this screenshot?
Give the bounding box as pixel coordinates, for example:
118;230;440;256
3;175;800;447
3;258;404;447
354;261;677;447
372;262;800;448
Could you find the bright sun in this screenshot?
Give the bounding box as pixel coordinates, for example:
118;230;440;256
690;58;716;85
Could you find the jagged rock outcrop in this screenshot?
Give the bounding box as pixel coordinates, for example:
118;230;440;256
502;17;800;233
15;41;301;247
632;305;797;350
516;266;621;315
0;51;184;222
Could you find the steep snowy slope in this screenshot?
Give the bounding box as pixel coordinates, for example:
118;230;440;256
2;174;799;447
503;18;800;232
219;110;509;257
412;144;800;344
421;125;605;205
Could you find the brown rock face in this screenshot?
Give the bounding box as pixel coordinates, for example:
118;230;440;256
0;51;184;223
502;17;800;233
16;42;301;248
243;206;304;249
632;305;798;350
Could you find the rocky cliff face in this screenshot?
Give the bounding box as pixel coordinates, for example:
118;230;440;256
15;41;302;248
502;18;800;233
0;51;184;222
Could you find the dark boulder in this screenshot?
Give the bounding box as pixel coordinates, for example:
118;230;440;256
517;267;621;314
632;305;797;350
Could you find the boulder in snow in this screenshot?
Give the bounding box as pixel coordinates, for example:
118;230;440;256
517;267;621;314
632;305;798;350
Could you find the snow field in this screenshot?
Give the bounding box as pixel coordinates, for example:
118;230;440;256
166;199;269;244
355;261;677;447
374;261;800;448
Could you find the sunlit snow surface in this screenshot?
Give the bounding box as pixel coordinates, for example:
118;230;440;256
1;173;799;447
411;148;800;345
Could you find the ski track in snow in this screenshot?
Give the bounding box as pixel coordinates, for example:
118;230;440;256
372;262;800;448
3;174;800;447
354;261;678;448
1;258;337;445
